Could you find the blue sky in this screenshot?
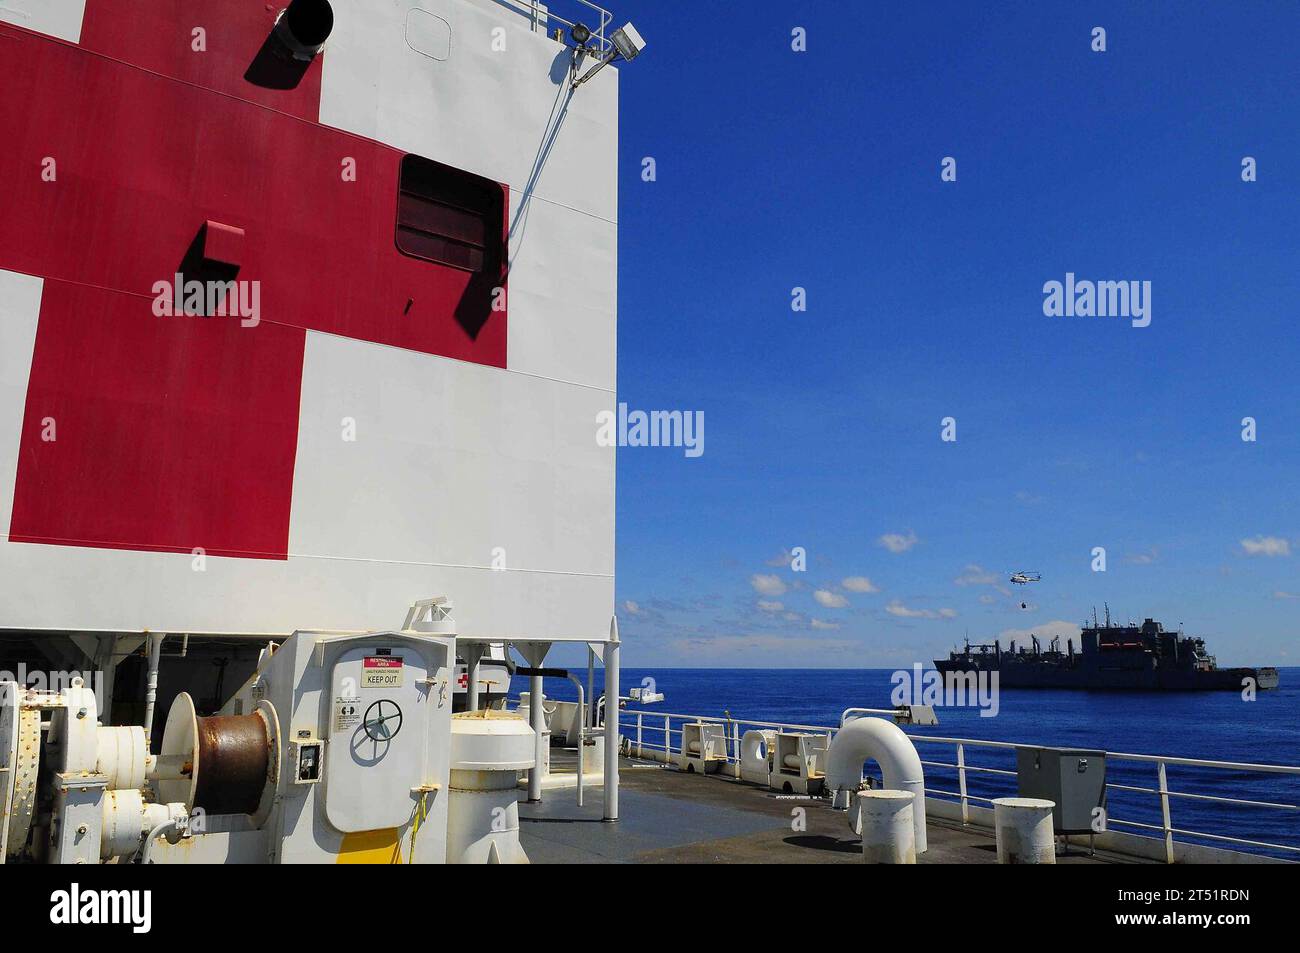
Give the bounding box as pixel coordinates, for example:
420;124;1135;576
602;1;1299;668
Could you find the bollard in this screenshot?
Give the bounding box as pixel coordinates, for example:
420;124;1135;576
859;790;916;864
993;797;1056;864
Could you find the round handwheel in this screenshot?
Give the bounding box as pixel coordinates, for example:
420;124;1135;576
362;699;402;741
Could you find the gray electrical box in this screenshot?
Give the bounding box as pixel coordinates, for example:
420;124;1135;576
1016;747;1107;834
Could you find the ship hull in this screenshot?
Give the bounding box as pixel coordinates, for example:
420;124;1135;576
933;660;1279;691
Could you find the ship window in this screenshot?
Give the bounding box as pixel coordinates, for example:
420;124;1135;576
396;154;505;273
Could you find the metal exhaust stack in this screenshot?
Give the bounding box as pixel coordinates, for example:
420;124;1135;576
275;0;334;60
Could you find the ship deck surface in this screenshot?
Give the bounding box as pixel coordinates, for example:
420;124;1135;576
519;756;1142;864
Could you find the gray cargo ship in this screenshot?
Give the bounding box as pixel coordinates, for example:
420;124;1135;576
935;610;1280;691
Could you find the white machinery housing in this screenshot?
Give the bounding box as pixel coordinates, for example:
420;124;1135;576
773;732;828;795
153;625;456;862
1;678;189;864
447;710;534;864
679;722;728;775
1;597;609;863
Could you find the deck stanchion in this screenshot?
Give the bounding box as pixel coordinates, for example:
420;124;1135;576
587;647;595;730
1158;761;1174;863
528;674;545;802
603;617;620;821
957;743;969;825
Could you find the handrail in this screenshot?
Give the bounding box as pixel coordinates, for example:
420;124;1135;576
913;734;1300;774
491;0;615;53
617;707;1300;862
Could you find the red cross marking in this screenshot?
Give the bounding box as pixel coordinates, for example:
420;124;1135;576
0;2;508;559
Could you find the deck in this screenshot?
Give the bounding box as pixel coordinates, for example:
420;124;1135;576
518;757;1142;864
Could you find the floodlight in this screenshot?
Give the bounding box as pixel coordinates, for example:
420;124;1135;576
571;21;647;90
610;23;645;61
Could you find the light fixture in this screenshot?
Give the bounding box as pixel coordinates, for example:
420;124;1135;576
610;23;646;61
570;22;592;46
571;21;646;89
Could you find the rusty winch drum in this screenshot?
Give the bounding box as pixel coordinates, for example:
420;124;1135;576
157;692;279;820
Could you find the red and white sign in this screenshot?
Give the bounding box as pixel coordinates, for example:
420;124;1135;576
362;656;404;688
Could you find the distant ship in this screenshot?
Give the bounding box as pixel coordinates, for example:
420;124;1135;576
935;608;1280;691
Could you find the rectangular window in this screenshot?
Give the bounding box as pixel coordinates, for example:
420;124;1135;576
396;154;505;273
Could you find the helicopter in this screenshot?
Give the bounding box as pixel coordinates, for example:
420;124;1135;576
1008;570;1041;609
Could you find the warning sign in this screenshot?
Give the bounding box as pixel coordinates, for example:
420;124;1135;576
334;698;361;732
362;655;404;688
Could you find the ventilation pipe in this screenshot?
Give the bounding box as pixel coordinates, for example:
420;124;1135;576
825;716;927;854
274;0;334;60
142;633;165;747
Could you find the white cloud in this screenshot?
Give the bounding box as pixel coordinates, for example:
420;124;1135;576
757;599;784;613
1125;548;1158;565
765;549;793;567
1273;591;1299;601
622;600;641;615
842;576;879;593
978;594;996;604
810;618;841;630
885;599;956;620
878;530;919;554
750;573;788;596
813;589;849;608
1241;536;1291;557
953;564;998;586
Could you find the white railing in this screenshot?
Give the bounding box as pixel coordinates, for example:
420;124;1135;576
492;0;615;53
617;708;1300;863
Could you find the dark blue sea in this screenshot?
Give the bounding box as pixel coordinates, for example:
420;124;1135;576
534;667;1300;860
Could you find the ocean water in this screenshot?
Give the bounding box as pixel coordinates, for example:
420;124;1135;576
535;667;1300;859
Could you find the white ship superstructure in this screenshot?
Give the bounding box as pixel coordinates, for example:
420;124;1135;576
0;1;1294;872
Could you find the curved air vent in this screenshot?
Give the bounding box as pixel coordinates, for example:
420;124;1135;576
275;0;335;60
246;0;334;89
